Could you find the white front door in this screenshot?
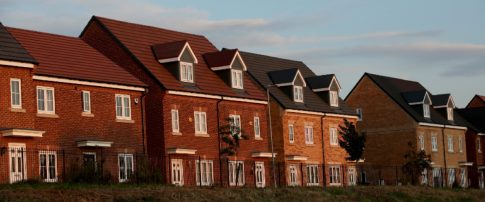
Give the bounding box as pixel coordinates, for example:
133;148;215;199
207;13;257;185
255;162;265;188
171;159;183;186
9;143;27;183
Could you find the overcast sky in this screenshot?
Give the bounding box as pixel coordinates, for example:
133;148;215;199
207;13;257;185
1;0;484;107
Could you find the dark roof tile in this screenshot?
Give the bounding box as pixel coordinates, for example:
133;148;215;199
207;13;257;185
0;23;37;64
151;40;187;60
267;68;299;85
306;74;335;90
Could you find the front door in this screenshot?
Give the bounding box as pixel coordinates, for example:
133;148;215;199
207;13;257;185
171;159;183;186
9;143;27;183
83;152;97;171
255;162;265;188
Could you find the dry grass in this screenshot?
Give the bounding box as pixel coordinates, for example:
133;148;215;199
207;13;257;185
0;184;483;202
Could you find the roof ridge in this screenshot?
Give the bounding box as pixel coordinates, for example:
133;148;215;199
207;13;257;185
241;51;305;64
365;72;422;85
6;26;79;40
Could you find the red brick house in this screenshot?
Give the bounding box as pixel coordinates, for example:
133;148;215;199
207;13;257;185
80;16;272;187
457;96;485;188
346;73;471;187
242;52;358;187
0;23;146;183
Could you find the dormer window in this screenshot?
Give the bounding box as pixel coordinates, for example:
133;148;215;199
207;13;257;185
231;70;243;89
423;104;430;118
180;62;194;82
447;107;453;121
293;86;303;102
330;91;339;107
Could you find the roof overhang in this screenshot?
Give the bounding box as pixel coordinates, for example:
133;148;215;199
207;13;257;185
0;59;35;68
33;75;145;92
156;42;198;64
285;109;324;116
251;152;277;158
286;155;308;161
459;162;473;166
346;159;365;163
478;166;485;170
77;140;113;148
1;129;45;138
167;148;197;155
417;122;467;131
478;133;485;136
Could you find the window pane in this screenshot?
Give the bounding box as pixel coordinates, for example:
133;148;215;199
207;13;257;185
123;97;130;117
116;96;122;116
38;89;45;111
46;90;54;111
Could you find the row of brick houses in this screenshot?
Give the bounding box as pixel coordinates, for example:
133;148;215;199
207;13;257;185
0;16;484;188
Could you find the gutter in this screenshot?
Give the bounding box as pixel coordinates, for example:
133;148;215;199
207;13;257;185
320;114;327;191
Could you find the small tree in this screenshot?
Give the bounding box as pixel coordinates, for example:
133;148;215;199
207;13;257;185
338;119;366;161
219;117;248;186
402;142;431;185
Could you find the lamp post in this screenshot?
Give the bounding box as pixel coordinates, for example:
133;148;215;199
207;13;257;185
267;85;277;187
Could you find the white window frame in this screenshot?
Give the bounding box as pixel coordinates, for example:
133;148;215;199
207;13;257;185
82;91;91;113
10;78;22;109
330;91;339;107
293;86;303;102
423;104;430;118
180;61;194;82
431;135;438;152
254;116;261;139
458;136;463;153
289;164;298;186
228;160;245;186
448;135;454;152
304;125;314;144
421;169;428;185
194;111;208;135
118;153;134;183
478;138;482;153
348;167;357;186
447;168;456;187
329;165;341;186
306;164;319;186
195;160;214;186
231;69;244;89
447;107;453;121
171;109;180;133
37;86;55;114
356;108;363;121
330;127;338;146
288;123;295;144
39;151;57;182
255;162;265;188
115;94;131;120
419;133;425;151
459;168;467;188
229;114;241;136
171;159;184;186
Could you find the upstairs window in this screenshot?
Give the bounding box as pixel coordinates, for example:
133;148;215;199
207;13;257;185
229;114;241;136
423;104;430;118
419;134;425;151
293;86;303;102
116;94;131;120
231;70;243;89
194;111;207;134
459;136;463;153
356;108;363;121
304;125;314;144
10;78;22;109
180;62;194;82
477;138;482;153
447;136;454;152
447;107;453;121
82;91;91;113
288;124;295;143
330;91;339;107
171;109;180;133
254;117;261;139
431;135;438;152
37;86;55;114
330;127;338;146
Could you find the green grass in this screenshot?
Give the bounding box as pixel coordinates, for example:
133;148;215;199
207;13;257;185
0;184;484;202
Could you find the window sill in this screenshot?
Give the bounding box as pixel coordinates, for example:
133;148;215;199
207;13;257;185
255;137;263;141
432;150;438;153
37;113;59;118
195;133;210;137
10;108;26;113
116;119;134;124
305;143;315;146
81;112;94;117
330;144;339;147
172;132;182;136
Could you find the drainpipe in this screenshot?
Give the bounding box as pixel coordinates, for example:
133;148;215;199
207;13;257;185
140;89;148;154
321;114;327;191
267;85;277;188
441;125;447;187
217;98;223;186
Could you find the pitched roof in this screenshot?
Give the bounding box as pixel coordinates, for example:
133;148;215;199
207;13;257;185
457;107;485;133
432;94;451;107
306;74;339;91
241;51;355;115
267;68;299;85
0;23;37;64
401;90;429;104
466;94;485;108
7;27;145;87
151;40;188;61
362;73;467;126
204;48;238;68
88;16;265;100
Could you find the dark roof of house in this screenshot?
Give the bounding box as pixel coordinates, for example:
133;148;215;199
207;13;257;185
432;94;451;107
466;95;485;108
204;48;238;68
305;74;335;90
7;27;145;87
457;107;485;133
151;40;187;60
0;23;37;64
267;68;299;85
88;16;265;100
241;51;356;115
362;73;467;126
401;90;428;104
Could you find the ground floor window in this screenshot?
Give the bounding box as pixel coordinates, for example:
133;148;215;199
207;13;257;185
9;143;27;183
432;168;442;187
289;165;298;186
196;160;213;186
228;161;244;186
421;168;428;185
255;162;265;188
39;151;57;182
447;168;456;187
171;159;184;186
479;170;485;189
118;154;134;182
306;164;319;186
459;168;467;188
348;167;356;186
329;165;341;185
